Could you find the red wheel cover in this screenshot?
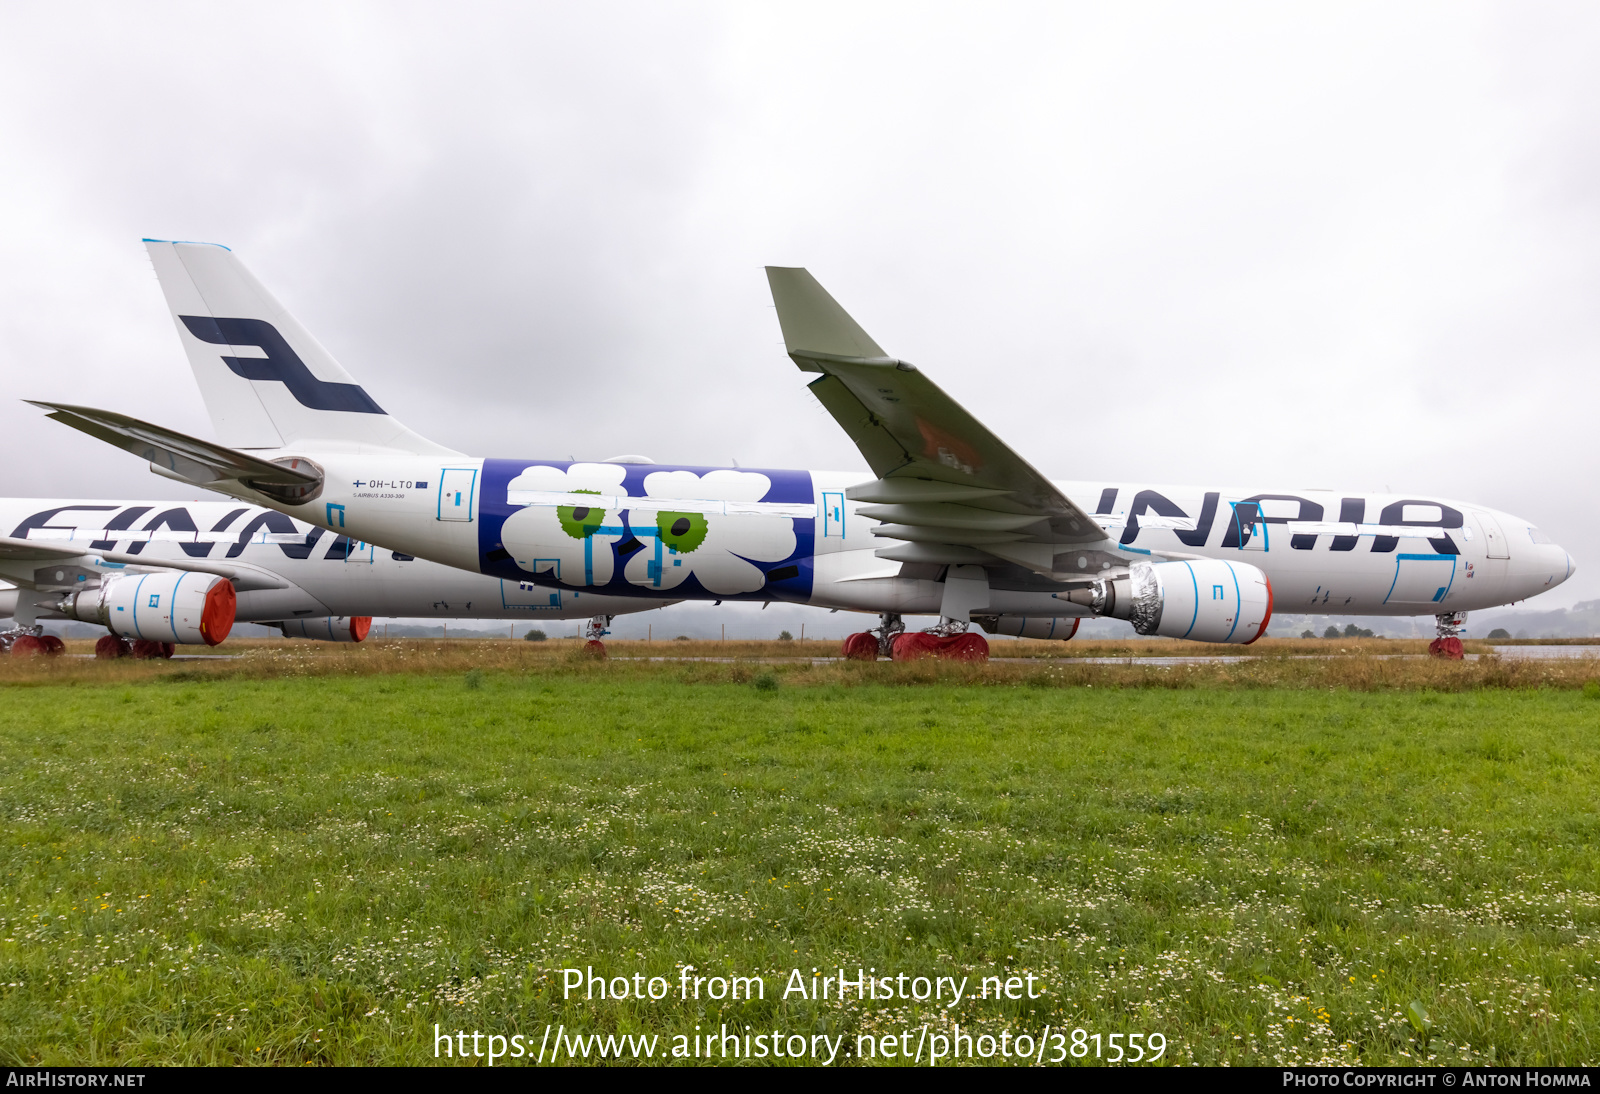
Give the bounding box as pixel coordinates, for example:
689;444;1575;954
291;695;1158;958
891;632;990;661
842;632;879;660
941;633;990;661
130;639;164;660
1428;636;1464;661
10;635;45;658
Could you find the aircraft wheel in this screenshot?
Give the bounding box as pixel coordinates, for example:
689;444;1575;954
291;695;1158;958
582;639;607;659
889;632;931;660
891;632;990;662
95;635;131;659
940;633;989;661
130;639;174;660
1427;636;1464;661
10;635;47;657
38;635;65;656
841;632;879;660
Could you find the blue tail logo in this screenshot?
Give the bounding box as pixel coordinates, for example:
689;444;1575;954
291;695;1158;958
180;315;385;415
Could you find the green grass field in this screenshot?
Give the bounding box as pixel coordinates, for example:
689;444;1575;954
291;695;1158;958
2;644;1598;1066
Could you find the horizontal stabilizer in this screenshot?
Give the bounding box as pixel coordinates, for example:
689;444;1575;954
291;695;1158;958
28;401;321;495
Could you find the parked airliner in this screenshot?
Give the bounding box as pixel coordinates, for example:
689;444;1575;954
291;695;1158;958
23;240;1575;659
0;499;664;656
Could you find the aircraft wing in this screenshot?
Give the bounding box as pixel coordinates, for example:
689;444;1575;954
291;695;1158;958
0;535;289;592
765;267;1120;578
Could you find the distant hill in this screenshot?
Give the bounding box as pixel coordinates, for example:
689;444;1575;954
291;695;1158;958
1268;601;1600;641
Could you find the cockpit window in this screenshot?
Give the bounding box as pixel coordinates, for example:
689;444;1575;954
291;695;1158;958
1528;527;1552;545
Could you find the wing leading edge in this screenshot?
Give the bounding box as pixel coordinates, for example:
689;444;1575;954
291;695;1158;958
764;267;1119;578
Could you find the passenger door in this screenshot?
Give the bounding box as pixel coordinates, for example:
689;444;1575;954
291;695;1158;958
1472;510;1509;559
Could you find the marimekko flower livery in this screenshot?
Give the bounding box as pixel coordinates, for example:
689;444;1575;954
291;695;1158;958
492;461;815;598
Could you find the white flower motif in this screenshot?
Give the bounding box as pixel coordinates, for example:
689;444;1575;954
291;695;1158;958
505;462;627;501
500;463;629;587
623;470;796;595
640;469;769;503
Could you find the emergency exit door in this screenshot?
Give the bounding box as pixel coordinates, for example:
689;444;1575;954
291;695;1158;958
822;492;845;538
437;468;477;522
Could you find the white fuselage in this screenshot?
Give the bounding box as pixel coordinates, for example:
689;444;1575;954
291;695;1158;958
192;453;1572;624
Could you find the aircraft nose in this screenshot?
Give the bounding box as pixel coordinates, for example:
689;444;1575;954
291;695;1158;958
1545;545;1575;588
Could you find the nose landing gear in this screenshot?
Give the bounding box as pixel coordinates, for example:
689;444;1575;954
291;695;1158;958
582;615;613;658
1429;612;1467;660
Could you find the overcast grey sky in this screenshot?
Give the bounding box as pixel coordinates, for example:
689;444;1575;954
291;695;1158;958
3;2;1597;608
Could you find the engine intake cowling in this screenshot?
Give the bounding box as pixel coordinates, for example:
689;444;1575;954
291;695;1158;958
1064;559;1272;644
277;616;372;642
58;572;235;646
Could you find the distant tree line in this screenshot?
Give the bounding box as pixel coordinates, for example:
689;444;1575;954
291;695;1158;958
1300;624;1377;639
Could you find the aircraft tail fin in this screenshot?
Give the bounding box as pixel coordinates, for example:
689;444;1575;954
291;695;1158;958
143;240;458;455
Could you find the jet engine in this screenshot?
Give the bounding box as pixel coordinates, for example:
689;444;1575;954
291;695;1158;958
1062;559;1272;644
277;616;372;642
57;572;236;646
975;615;1081;641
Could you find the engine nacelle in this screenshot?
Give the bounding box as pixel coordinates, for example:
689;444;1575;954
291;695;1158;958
975;615;1081;641
277;616;372;642
58;572;235;646
1063;559;1272;644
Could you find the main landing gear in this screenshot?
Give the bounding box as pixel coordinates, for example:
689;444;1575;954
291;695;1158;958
93;635;174;659
582;615;613;659
842;613;990;662
1429;611;1467;660
2;628;64;658
842;612;903;660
